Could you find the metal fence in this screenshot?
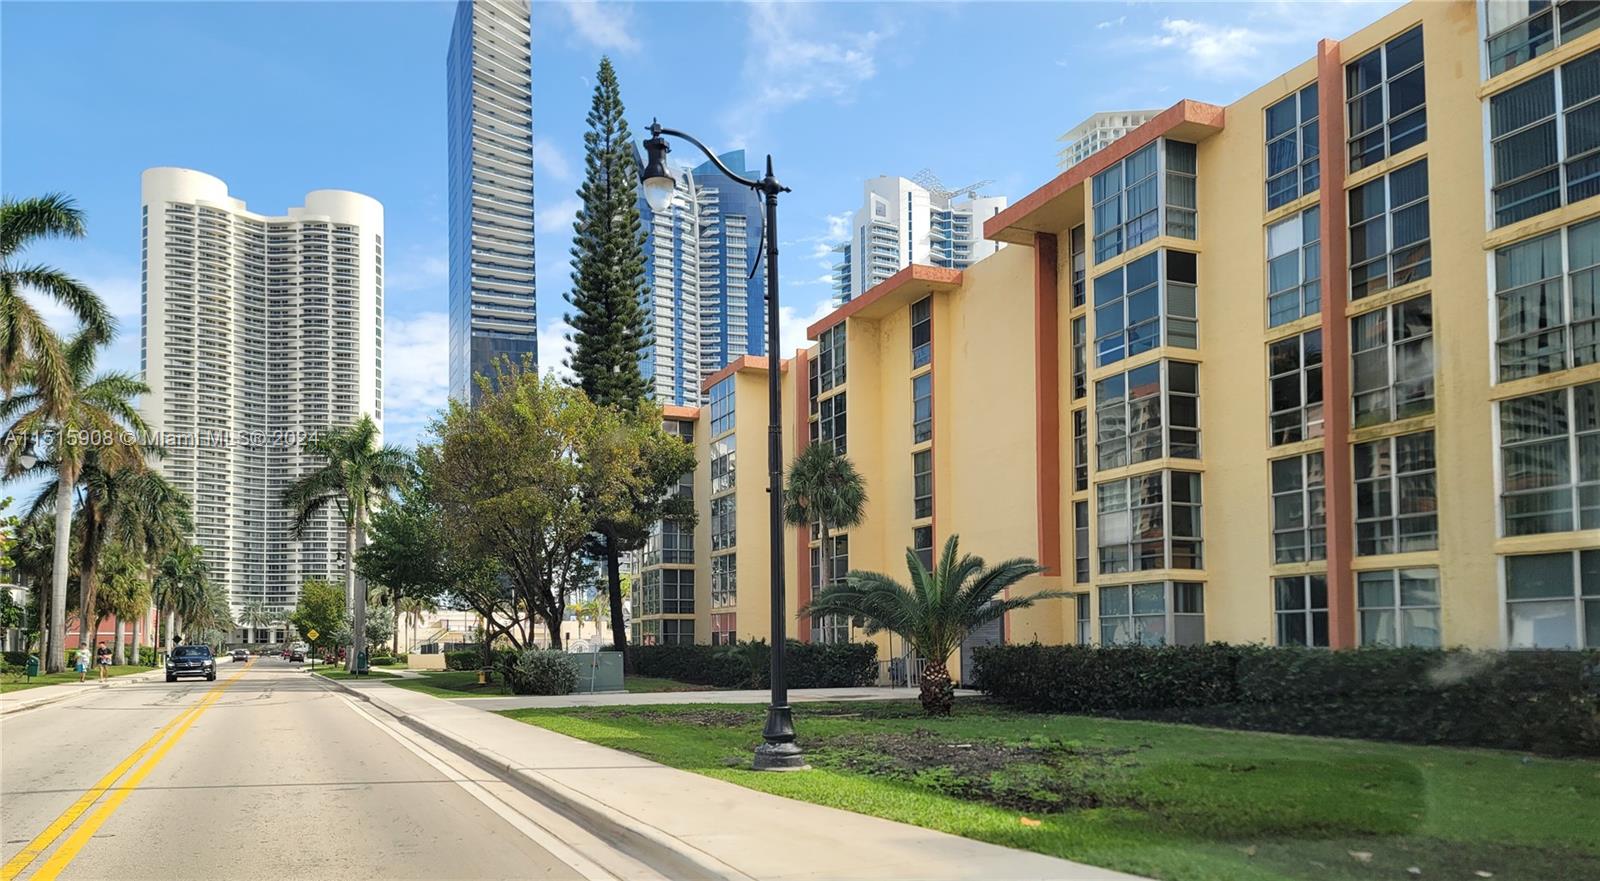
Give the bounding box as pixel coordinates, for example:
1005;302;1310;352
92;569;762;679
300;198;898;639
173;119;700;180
875;656;928;688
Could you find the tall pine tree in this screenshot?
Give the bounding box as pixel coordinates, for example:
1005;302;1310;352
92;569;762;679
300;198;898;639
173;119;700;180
566;56;649;406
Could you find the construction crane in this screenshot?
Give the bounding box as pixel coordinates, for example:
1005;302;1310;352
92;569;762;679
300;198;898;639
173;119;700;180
910;168;995;203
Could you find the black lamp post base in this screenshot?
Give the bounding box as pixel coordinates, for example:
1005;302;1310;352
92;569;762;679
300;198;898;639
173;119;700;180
752;704;806;771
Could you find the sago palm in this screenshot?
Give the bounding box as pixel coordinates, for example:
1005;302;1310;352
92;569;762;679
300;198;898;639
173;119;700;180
282;414;410;671
801;534;1061;716
2;332;149;672
784;442;867;639
0;194;113;397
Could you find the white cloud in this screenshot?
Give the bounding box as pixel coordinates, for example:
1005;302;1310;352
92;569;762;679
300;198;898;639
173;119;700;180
533;137;574;183
1097;15;1127;29
724;3;887;143
561;1;639;52
824;211;852;240
776;295;839;358
537;196;581;235
382;311;450;447
537;319;576;382
1150;18;1266;75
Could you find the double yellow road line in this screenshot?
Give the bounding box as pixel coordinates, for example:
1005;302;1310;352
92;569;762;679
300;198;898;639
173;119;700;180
1;659;254;881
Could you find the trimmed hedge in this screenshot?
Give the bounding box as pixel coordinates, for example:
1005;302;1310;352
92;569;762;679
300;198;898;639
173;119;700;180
631;640;878;689
973;643;1600;756
507;649;578;695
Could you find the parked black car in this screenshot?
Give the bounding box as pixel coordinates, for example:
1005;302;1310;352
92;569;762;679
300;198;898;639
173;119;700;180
167;645;216;682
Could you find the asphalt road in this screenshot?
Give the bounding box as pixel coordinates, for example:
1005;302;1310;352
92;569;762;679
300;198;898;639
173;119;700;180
0;658;602;881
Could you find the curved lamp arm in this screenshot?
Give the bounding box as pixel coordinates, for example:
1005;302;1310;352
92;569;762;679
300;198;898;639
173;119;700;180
647;120;790;195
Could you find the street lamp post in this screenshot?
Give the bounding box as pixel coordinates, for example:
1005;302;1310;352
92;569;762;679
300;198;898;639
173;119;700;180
641;120;804;771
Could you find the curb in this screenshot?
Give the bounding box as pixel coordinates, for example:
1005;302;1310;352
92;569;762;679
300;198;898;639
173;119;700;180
1;669;168;716
312;673;752;881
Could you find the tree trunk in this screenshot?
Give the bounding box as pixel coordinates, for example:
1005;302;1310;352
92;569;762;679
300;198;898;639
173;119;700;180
604;528;627;667
351;508;369;673
131;611;142;666
392;598;400;656
47;476;72;673
166;609;176;654
813;522;831;643
344;521;357;672
918;659;954;716
545;612;562;651
37;581;49;664
113;618;126;665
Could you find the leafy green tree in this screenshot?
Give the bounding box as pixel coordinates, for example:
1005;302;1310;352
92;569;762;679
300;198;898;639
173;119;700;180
356;471;454;654
801;535;1061;716
281;414;410;671
1;332;149;671
289;578;345;659
565;56;648;406
425;365;599;648
0;193;112;397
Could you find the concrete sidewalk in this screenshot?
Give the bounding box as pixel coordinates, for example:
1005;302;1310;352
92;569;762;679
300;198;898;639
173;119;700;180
320;675;1143;881
0;668;168;715
458;685;979;711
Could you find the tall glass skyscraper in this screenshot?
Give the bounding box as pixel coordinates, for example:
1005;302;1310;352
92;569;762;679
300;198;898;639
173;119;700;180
446;0;537;404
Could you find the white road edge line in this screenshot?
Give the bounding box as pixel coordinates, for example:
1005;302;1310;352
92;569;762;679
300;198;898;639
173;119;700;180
333;692;651;881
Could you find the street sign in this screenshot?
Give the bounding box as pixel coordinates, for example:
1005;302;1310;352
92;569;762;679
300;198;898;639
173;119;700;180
306;629;318;641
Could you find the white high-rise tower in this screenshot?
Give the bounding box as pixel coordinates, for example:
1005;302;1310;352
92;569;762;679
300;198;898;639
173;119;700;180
139;167;384;627
830;174;1007;305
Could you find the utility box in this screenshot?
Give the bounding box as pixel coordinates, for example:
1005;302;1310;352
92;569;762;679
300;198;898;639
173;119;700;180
25;655;39;678
570;651;623;693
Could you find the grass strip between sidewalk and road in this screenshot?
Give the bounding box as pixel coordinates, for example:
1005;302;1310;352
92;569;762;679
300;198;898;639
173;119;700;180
501;700;1600;881
310;667;399;681
0;665;149;694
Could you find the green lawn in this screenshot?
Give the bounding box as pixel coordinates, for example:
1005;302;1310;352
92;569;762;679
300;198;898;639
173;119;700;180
502;701;1600;881
623;675;723;694
311;667;399;681
382;669;509;698
0;665;150;693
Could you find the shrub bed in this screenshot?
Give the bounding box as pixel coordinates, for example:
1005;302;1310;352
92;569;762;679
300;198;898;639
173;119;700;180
973;643;1600;756
631;640;878;689
506;649;578;695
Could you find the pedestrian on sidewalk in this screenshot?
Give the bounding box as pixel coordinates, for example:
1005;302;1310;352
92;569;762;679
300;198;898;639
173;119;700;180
75;646;89;682
96;642;112;683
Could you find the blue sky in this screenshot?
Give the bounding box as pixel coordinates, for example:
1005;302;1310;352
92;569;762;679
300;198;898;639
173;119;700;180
2;0;1400;449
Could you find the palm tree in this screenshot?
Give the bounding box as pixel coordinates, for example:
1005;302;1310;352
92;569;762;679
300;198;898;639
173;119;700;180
395;594;436;655
282;415;410;672
0;194;113;398
113;472;190;663
153;541;207;654
801;534;1062;716
2;332;149;672
96;539;150;664
784;442;867;640
238;600;273;645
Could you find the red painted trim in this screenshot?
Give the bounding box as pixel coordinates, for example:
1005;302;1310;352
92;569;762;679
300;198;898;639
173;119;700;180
700;354;771;395
806;265;962;340
984;100;1227;242
1316;39;1357;650
1033;232;1062;578
793;347;813;643
661;404;700;420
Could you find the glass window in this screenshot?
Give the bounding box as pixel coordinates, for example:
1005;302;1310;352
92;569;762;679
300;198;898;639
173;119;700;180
1266;83;1321;210
817;325;846;391
644;519;694;565
1072;316;1086;400
1091;140;1199;261
661;619;694;645
912;373;932;443
912;526;933;570
1075;592;1091;643
1506;549;1599;648
711;554;736;608
1092;250;1198;367
710;612;736;646
1074;500;1090;584
1488;1;1600;75
1094;360;1199;469
1070;225;1087;308
818;391;846;454
640;569;694;615
811;613;849;645
1346;26;1426;171
1266;206;1322;326
1096;470;1203;573
1489;51;1600;227
1349;159;1431;299
1272;452;1327;564
711;494;736;550
1098;582;1204;646
1358;567;1441;647
1494;219;1600;380
1351;295;1434;427
1274;574;1329;647
913;450;933;520
710;436;735;494
910;297;932;368
1499;381;1600;535
1073;408;1088;492
1354;430;1438;555
1268;329;1325;445
708;377;735;436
